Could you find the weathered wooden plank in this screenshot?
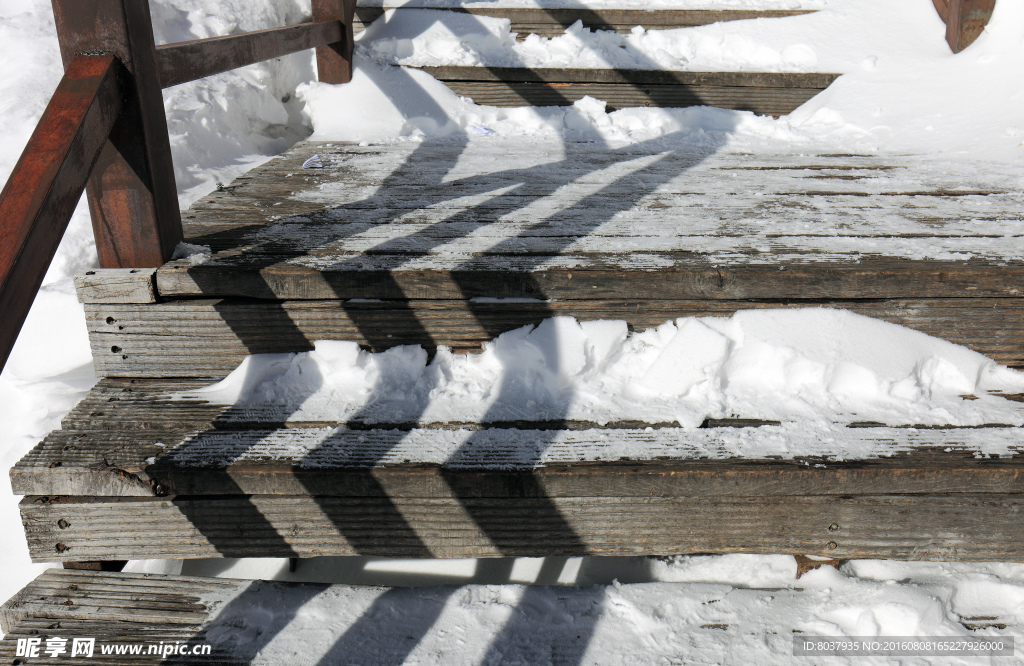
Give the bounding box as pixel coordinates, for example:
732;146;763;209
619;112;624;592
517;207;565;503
418;67;839;89
12;377;1024;498
0;568;236;633
155;260;1024;302
156;20;343;88
52;0;183;268
14;427;1024;499
353;7;817;37
133;141;1024;304
74;267;157;304
427;80;828;115
156;142;1024;267
21;493;1024;561
0;569;245;664
81;297;1024;376
0;55;122;371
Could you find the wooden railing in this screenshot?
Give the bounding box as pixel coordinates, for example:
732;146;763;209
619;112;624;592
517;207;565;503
0;0;356;371
932;0;996;53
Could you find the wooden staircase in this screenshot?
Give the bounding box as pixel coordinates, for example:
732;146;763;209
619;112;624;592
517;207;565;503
3;2;1021;662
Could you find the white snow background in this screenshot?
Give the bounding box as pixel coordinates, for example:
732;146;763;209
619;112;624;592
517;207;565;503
3;0;1024;662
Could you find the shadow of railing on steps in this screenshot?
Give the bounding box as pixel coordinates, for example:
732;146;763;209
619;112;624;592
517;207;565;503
170;7;741;664
179;92;735;666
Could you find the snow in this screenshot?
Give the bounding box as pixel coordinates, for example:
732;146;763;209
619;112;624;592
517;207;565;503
302;0;1024;159
3;0;1024;661
116;558;1024;664
183;310;1024;433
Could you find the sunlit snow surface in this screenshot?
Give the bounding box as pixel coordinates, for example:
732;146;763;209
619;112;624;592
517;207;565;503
185;310;1024;432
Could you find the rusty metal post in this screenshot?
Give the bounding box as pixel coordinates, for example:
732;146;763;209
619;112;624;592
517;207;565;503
936;0;996;53
50;0;182;267
312;0;358;84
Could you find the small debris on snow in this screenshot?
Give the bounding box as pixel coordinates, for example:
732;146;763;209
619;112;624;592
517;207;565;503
302;154;323;169
170;242;212;265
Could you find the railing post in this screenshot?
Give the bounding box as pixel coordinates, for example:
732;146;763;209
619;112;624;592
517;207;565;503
312;0;358;84
50;0;182;267
935;0;996;53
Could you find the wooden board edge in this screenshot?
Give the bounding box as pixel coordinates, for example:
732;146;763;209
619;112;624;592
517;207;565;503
75;268;157;304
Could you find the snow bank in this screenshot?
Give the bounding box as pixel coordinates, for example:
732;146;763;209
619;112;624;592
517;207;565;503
302;0;1024;159
186;309;1024;431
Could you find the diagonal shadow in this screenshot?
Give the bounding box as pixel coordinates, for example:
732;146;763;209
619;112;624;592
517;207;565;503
173;101;733;666
169;8;740;663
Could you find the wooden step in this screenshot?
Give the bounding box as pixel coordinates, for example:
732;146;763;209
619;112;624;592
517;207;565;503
1;569;1014;664
416;67;839;115
77;140;1024;378
353;7;817;39
13;378;1024;562
0;570;244;664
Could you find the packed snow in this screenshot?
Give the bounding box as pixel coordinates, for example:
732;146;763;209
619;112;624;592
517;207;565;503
3;0;1024;661
184;310;1024;432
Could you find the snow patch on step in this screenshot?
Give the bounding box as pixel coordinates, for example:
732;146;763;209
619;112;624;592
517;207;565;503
178;309;1024;433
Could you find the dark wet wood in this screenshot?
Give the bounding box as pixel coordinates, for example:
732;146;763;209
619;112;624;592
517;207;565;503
155;21;344;89
0;56;121;371
0;569;233;637
51;0;183;268
313;0;358;84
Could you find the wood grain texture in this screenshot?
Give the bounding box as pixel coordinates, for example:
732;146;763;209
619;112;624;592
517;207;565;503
75;267;156;304
417;67;839;88
156;21;343;89
0;569;243;663
80;297;1024;376
414;68;839;116
16;427;1024;499
11;377;1024;499
0;56;122;372
155;260;1024;302
143;141;1024;302
21;493;1024;561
